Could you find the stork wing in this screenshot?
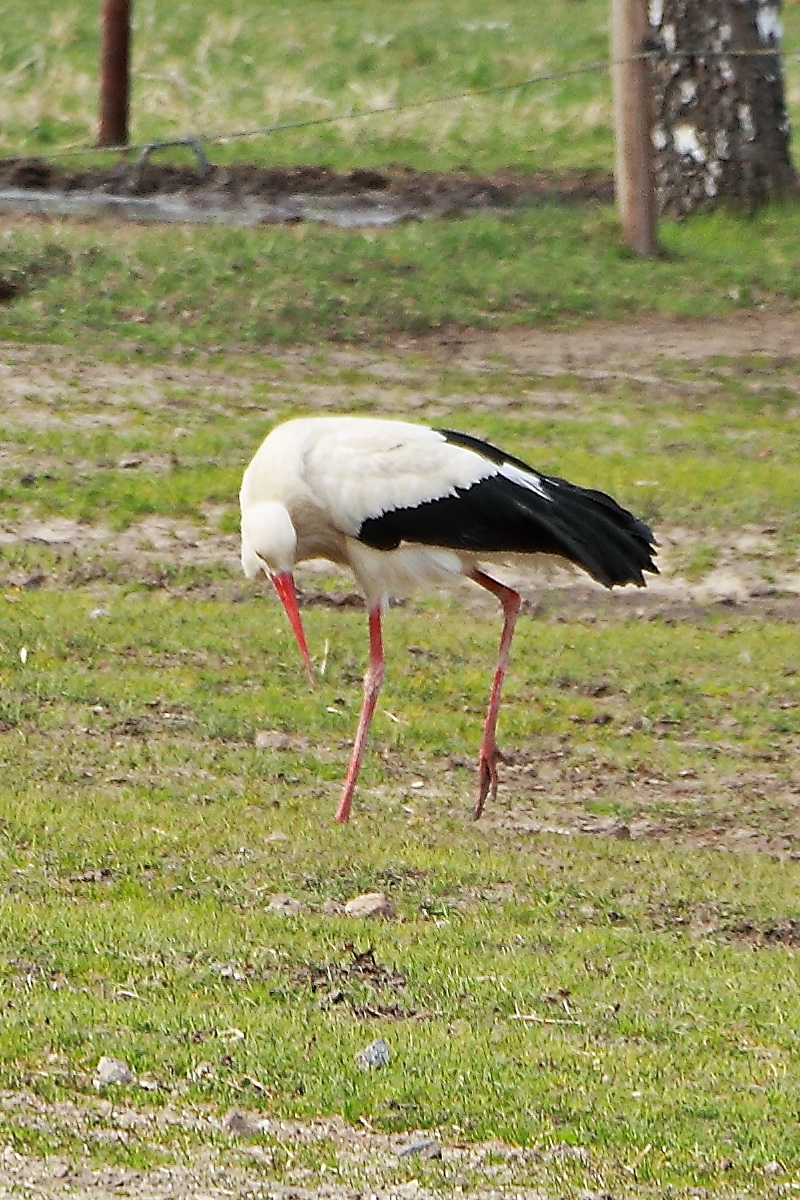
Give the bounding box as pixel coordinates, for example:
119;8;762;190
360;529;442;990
299;417;656;588
301;418;496;533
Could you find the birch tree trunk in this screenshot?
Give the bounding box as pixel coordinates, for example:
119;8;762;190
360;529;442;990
649;0;795;215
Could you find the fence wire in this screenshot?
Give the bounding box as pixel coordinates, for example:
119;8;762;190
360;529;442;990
19;46;800;163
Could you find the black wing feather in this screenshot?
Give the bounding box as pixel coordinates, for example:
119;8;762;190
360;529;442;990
357;429;657;589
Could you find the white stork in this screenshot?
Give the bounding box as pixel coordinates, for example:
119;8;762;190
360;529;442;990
240;416;657;823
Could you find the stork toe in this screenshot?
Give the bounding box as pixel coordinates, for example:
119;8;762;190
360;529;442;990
473;743;505;820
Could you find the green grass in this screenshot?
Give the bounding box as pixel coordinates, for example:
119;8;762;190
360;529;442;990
1;583;800;1191
0;1;683;168
3;203;800;349
1;348;800;1193
1;0;799;173
1;0;800;1191
1;0;799;349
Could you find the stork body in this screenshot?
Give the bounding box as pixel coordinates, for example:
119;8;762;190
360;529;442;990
240;416;657;822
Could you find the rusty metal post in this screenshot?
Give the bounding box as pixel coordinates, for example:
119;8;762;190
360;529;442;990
610;0;658;255
98;0;131;146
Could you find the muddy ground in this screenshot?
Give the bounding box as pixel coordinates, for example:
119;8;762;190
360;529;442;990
1;312;799;1197
0;156;615;227
0;156;612;212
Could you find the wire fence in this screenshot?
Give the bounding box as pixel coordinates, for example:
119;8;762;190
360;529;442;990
35;46;800;163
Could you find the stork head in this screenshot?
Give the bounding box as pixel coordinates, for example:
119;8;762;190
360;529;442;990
240;501;314;686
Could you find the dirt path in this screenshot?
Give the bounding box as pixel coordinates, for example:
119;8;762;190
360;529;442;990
422;308;800;372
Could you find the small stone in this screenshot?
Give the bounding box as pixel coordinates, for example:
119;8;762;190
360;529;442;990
223;1108;259;1136
94;1056;134;1088
344;891;395;919
319;988;346;1009
218;963;246;980
265;894;304;915
188;1061;215;1081
397;1139;442;1159
356;1037;390;1070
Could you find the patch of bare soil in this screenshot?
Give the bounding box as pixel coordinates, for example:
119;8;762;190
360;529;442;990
0;1089;559;1200
2;306;798;391
416;307;800;373
3;513;799;617
0;514;240;578
467;743;800;860
649;904;800;945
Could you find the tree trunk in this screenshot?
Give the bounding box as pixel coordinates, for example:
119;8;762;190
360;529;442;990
649;0;796;215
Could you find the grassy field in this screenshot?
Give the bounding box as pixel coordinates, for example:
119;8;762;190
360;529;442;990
9;0;799;170
1;338;800;1197
1;1;800;1196
0;0;798;171
3;205;800;350
1;0;799;348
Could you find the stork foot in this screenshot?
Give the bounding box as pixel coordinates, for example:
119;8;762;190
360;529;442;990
473;743;506;820
335;783;355;824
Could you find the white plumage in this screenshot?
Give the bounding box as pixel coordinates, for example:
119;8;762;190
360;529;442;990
240;415;657;822
243;417;495;572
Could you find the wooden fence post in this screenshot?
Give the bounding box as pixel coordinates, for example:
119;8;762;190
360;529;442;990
98;0;132;147
610;0;658;255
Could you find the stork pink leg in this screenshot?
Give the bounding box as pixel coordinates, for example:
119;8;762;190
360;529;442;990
335;605;384;823
470;570;521;819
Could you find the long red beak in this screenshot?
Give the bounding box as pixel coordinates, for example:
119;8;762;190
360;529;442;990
271;571;314;687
